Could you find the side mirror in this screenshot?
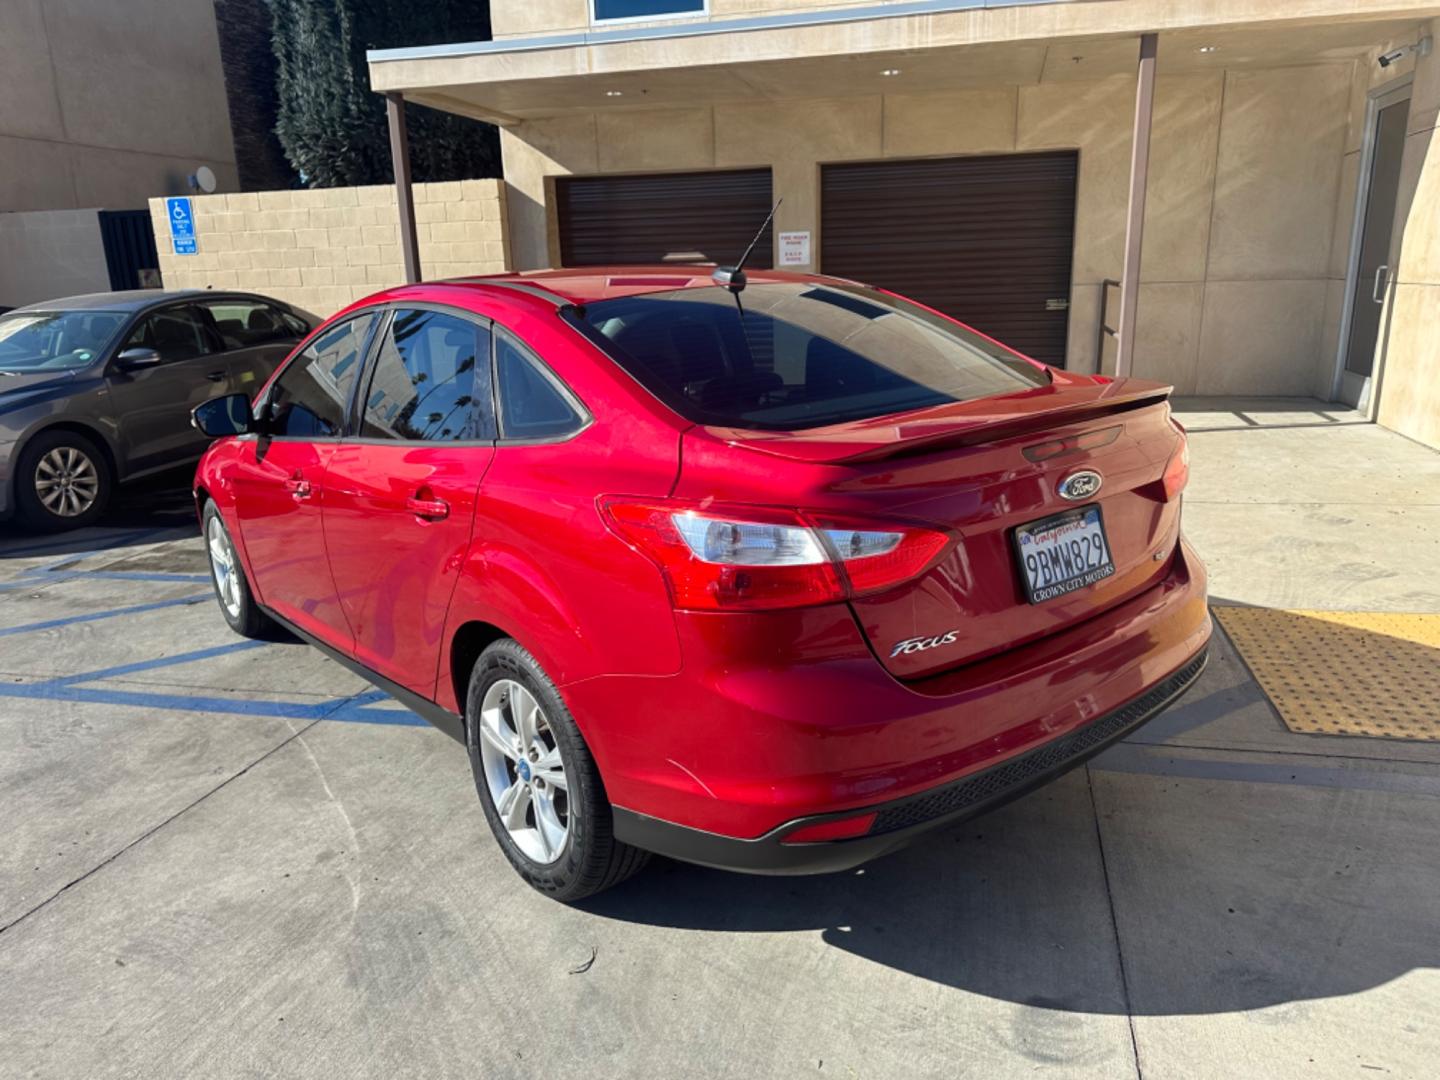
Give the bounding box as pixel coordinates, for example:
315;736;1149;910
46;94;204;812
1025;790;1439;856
192;393;253;437
115;346;162;372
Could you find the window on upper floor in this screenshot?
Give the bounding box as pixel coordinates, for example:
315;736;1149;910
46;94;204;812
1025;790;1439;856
592;0;705;24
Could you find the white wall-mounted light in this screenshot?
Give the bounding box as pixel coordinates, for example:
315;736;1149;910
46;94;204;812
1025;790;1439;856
605;90;624;97
1195;45;1219;54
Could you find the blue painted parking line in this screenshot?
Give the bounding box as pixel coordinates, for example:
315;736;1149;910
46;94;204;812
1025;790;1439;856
43;640;268;686
0;635;427;727
0;594;212;638
0;679;428;726
0;679;344;719
0;570;211;592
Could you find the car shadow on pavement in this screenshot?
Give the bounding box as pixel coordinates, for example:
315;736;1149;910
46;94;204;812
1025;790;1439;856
0;467;198;560
581;768;1437;1018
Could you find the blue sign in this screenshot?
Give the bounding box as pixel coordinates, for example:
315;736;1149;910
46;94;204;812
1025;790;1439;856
166;197;197;256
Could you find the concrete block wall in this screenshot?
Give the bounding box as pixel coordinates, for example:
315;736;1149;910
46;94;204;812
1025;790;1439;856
149;180;510;319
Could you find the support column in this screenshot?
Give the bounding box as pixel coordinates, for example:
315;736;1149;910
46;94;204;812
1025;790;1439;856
386;92;421;284
1115;32;1157;379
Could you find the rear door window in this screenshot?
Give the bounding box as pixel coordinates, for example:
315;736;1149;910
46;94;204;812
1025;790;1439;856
359;309;494;442
495;331;588;441
265;313;375;438
564;282;1050;431
199;299;297;349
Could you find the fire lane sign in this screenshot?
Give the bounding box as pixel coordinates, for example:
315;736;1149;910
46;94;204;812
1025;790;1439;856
778;230;811;267
166;197;197;256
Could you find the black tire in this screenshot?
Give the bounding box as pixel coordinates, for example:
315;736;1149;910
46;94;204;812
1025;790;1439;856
201;501;277;640
465;639;649;902
13;429;113;532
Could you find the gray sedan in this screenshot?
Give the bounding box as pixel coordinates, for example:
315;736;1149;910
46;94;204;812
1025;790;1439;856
0;290;316;531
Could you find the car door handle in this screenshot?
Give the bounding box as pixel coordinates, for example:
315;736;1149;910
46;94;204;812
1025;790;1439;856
205;370;226;383
284;476;312;500
406;495;450;521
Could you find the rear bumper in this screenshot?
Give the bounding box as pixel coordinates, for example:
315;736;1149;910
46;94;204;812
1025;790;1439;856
612;644;1207;873
571;535;1211;846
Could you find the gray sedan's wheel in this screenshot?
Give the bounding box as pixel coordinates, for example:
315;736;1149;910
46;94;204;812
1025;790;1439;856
35;446;102;519
202;501;276;639
466;639;649;901
13;430;112;531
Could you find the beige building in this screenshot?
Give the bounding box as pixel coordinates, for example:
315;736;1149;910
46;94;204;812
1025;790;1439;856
366;0;1440;449
2;0;237;213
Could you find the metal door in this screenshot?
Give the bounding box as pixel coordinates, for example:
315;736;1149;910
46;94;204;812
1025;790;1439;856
821;152;1078;368
556;169;774;268
1337;83;1412;408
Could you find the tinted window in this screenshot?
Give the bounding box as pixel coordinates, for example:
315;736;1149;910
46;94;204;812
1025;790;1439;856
0;310;126;372
565;282;1050;431
496;332;586;441
266;314;374;438
200;300;296;349
126;306;214;363
593;0;703;20
360;309;493;442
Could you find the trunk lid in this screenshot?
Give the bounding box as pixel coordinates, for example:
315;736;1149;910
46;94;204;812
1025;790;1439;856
676;377;1185;679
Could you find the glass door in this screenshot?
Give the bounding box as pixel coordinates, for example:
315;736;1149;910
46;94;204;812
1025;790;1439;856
1338;84;1411;408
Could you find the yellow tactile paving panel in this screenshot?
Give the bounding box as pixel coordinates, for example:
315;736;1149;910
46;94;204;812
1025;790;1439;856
1215;607;1440;741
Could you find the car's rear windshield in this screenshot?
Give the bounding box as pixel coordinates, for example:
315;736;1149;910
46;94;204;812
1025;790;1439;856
0;310;127;373
562;282;1049;430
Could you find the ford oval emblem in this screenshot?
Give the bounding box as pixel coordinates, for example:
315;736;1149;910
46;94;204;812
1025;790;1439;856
1058;469;1102;501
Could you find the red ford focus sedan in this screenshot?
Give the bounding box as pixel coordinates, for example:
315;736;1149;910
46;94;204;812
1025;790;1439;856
192;267;1210;901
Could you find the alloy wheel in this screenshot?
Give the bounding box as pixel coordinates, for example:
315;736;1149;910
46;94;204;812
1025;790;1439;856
207;516;243;619
477;678;571;864
34;446;100;518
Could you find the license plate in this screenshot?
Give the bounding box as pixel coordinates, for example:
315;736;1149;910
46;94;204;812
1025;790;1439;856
1013;505;1115;603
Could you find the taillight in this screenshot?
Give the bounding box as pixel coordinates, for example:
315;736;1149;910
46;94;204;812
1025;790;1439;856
1162;420;1189;501
600;498;951;611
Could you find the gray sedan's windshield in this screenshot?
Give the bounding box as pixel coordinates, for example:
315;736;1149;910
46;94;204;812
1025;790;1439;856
0;310;128;373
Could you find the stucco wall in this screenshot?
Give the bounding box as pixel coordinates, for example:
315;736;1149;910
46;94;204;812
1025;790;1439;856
1;0;237;212
1373;18;1440;449
494;0;935;38
500;62;1353;393
489;0;1422;42
149;181;511;320
0;210;110;309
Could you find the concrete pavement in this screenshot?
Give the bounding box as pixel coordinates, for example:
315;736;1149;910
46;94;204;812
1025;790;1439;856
1;401;1437;1078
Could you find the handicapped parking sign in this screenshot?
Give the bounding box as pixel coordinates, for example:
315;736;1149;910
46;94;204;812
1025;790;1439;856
166;196;197;255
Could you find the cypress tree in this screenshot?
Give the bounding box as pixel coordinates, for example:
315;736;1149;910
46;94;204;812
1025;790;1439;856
268;0;500;188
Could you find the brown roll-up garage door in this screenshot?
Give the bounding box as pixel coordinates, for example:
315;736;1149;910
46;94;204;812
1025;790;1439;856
821;152;1077;367
556;169;775;269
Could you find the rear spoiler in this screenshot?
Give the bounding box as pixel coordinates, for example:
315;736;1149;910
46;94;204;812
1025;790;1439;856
709;380;1174;466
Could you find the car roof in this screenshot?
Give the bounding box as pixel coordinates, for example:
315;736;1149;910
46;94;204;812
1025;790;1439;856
7;289;280;315
443;266;837;305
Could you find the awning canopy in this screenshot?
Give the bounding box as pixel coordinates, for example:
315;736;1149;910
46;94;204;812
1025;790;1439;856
367;1;1435;125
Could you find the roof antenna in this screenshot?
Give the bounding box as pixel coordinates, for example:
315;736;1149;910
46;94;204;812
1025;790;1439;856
712;199;781;293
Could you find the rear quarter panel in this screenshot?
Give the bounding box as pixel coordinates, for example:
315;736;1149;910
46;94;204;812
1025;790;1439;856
435;301;692;714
